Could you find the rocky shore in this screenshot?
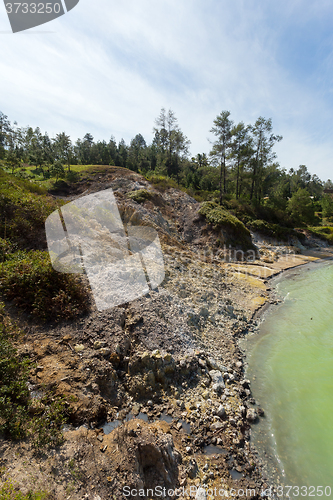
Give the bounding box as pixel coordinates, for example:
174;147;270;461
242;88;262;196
1;167;333;499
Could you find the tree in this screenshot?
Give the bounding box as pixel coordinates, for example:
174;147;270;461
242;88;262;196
288;188;315;225
230;122;252;199
53;132;73;171
322;194;333;220
153;108;190;180
50;160;65;181
209;111;233;204
127;133;147;172
0;111;12;160
250;117;282;203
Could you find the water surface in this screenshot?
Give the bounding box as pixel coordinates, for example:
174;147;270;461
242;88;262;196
246;261;333;491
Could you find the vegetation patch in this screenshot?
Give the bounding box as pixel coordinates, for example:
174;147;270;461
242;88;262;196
0;303;69;446
308;226;333;245
0;303;30;439
0;169;58;249
199;201;253;249
127;189;153;204
0;480;52;500
0;251;89;322
248;219;304;242
199;201;249;233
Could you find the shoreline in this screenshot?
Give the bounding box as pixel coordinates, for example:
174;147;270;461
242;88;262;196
240;248;333;490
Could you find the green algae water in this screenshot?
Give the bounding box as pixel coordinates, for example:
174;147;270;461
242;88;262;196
246;261;333;493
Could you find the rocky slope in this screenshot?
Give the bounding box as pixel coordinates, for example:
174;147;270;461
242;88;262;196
1;166;332;500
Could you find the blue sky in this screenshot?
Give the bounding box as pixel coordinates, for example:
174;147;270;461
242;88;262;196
1;0;333;180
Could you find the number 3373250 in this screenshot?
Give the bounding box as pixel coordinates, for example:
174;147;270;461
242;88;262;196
5;3;62;14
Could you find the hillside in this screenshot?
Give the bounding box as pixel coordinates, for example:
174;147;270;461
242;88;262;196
1;166;332;499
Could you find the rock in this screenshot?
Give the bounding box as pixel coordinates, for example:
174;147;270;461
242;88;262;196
163;353;173;363
187;458;199;479
202;390;210;400
93;340;106;349
216;405;226;418
209;370;225;394
211;422;224;431
195;486;207;500
74;344;85;353
209;370;224;384
199;307;209;318
132;403;141;415
100;348;111;356
246;408;258;422
198;358;206;368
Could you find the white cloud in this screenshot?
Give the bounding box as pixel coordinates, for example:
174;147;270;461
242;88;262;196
1;0;333;179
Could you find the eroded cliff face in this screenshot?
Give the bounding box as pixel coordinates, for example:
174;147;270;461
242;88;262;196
2;167;329;499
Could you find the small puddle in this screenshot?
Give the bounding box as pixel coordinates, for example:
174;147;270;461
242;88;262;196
159;413;173;424
203;445;227;455
230;469;243;480
181;420;191;434
103;420;122;434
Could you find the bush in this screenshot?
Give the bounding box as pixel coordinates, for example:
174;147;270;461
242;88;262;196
288;188;316;225
127;189;153;203
308;226;333;245
0;481;52;499
198;201;253;249
199;201;250;232
29;396;67;448
0;304;30;439
248;219;303;242
0;169;58;249
322;195;333;220
0;251;89;322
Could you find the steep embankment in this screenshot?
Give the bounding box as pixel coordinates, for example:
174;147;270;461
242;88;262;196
1;166;332;500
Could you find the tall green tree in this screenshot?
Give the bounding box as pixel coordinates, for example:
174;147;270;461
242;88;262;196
53;132;73;171
230;122;252;199
250;117;282;203
209;111;233;204
153;108;190;180
0;112;11;160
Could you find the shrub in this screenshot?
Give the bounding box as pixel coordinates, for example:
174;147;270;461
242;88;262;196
0;169;58;249
127;189;153;203
0;251;89;322
248;219;304;242
198;201;253;249
287;188;316;225
0;303;30;439
308;226;333;245
29;396;67;448
199;201;250;232
0;481;52;499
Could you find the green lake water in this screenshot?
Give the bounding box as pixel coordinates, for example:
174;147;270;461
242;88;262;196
246;261;333;492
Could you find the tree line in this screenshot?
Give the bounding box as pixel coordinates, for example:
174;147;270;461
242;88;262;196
1;108;332;219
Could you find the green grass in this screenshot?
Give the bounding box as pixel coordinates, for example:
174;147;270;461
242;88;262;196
308;226;333;244
0;250;89;322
